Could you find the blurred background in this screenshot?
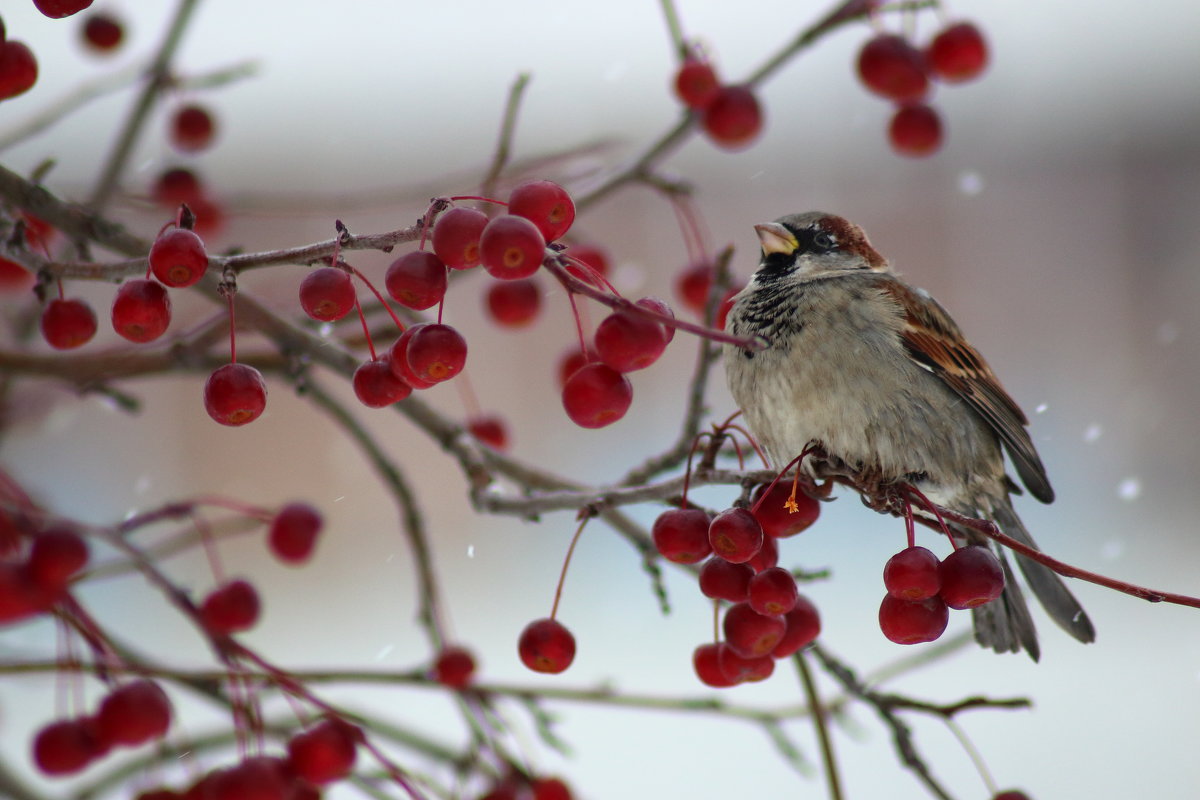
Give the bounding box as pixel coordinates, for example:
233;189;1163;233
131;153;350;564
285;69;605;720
2;0;1199;798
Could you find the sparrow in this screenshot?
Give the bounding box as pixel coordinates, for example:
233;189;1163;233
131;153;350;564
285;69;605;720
723;211;1095;660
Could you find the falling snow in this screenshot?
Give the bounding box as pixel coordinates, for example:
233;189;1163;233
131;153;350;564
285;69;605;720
1156;321;1180;346
1117;477;1142;501
1083;424;1103;443
1035;403;1048;414
957;170;985;195
1100;540;1125;560
467;545;475;558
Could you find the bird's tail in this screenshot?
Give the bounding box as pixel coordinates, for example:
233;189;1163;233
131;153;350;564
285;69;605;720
963;500;1095;661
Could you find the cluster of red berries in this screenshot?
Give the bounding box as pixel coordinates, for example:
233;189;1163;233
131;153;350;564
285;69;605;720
477;771;576;800
855;21;989;157
32;679;173;776
878;542;1004;644
0;519;88;626
153;166;224;237
651;481;824;686
672;47;764;150
130;717;361;800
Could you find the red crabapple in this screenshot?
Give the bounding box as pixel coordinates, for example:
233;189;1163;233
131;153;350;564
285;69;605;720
33;0;95;18
32;718;101;776
404;323;467;384
153;167;204;207
556;346;594;389
0;564;43;624
199;579;260;634
433;645;477;689
594;310;669;372
938;546;1004;609
518;618;575;674
651;507;712;564
0;41;38;100
169;104;216;152
353;357;413;407
388;325;436;390
485;278;541;327
206;756;292;800
385;251;447;310
723;602;785;658
531;777;573;800
299;267;356;321
468;415;509;450
926;22;989;83
561;363;632;428
95;680;172;746
112;279;172;342
884;546;941;601
748;566;799;615
698;557;753;602
889;104;943;157
674;57;720;109
991;792;1033;800
507;180;575;242
204;364;267;426
286;718;360;785
701;85;763;149
856;34;929;102
745;532;778;572
149;227;207;288
878;593;949;644
431;206;488;270
717;642;775;684
772;595;821;658
707;508;763;564
26;528;89;592
674;262;712;314
41;298;97;350
692;642;737;688
634;296;676;343
268;502;323;565
480;215;546;280
82;13;123;52
751;480;820;538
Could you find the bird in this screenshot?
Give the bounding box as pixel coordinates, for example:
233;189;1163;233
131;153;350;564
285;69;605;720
722;211;1095;660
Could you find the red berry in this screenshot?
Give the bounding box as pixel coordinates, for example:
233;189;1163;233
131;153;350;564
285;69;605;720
888;103;943;157
518;617;576;674
149;227;207;288
479;215;546;280
507;180;575;242
206;756;291;800
651;507;712;564
698;557;753;602
95;680;171;746
299;268;356;321
0;257;34;291
745;532;778;572
634;296;676;343
926;22;989;84
433;645;477;689
199;579;260;634
692;642;737;688
82;13;123;52
268;502;322;565
112;279;172;342
707;508;763;565
33;0;94;18
560;363;632;429
717;641;775;683
856;34;930;102
387;326;436;390
405;322;467;383
26;528;89;591
565;243;610;285
41;298;97;350
286;718;360;785
751;481;821;538
485;278;541;327
431;206;488;270
992;791;1033;800
153;167;204;207
748;566;799;616
938;546;1004;609
594;309;668;372
674;262;712;314
674;57;720;109
701;86;763;149
204;363;267;426
0;41;39;99
878;593;949;644
555;346;594;390
530;777;572;800
0;562;45;623
32;718;101;775
467;415;509;450
385;251;447;310
353;356;413;408
723;602;785;658
136;788;182;800
170;104;216;152
772;595;821;658
884;546;941;601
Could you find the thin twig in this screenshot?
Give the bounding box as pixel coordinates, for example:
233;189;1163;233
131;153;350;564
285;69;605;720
479;73;532;203
795;650;844;800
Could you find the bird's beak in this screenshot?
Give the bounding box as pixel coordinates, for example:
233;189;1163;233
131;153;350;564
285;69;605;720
754;222;798;256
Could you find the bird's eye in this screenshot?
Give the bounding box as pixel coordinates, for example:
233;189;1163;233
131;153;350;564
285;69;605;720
812;232;837;251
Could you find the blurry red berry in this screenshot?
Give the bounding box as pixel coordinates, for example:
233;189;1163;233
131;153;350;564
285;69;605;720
674;57;720;109
433;645;477;689
857;34;929;102
888;103;943;157
170;104;216;152
41;298;97;350
0;41;39;99
96;680;172;746
199;579;260;634
926;22;989;83
701;85;763;149
485;278;541;327
268;502;322;565
82;13;123;52
518;617;575;674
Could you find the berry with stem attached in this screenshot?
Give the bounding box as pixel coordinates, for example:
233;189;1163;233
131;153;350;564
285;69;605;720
385;251;447;310
708;508;763;564
857;33;930;102
723;602;785;658
701;85;763;149
267;502;323;565
353;356;413;407
112;279;172;343
938;545;1004;609
889;103;943;157
926;22;989;84
651;507;711;564
485;278;541;327
884;546;942;601
299;267;356;321
405;323;467;384
878;593;949;644
204;363;267;426
560;363;632;428
41;298;98;350
593;309;669;372
751;479;820;538
507;180;575;242
149;227;207;288
199;579;260;635
518;617;576;673
480;214;546;280
431;206;488;270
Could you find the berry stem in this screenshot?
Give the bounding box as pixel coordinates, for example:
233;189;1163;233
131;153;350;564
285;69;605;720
658;0;688;59
794;650;844;800
944;716;998;796
347;265;406;332
226;290;237;363
550;515;590;620
479;72;531;205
